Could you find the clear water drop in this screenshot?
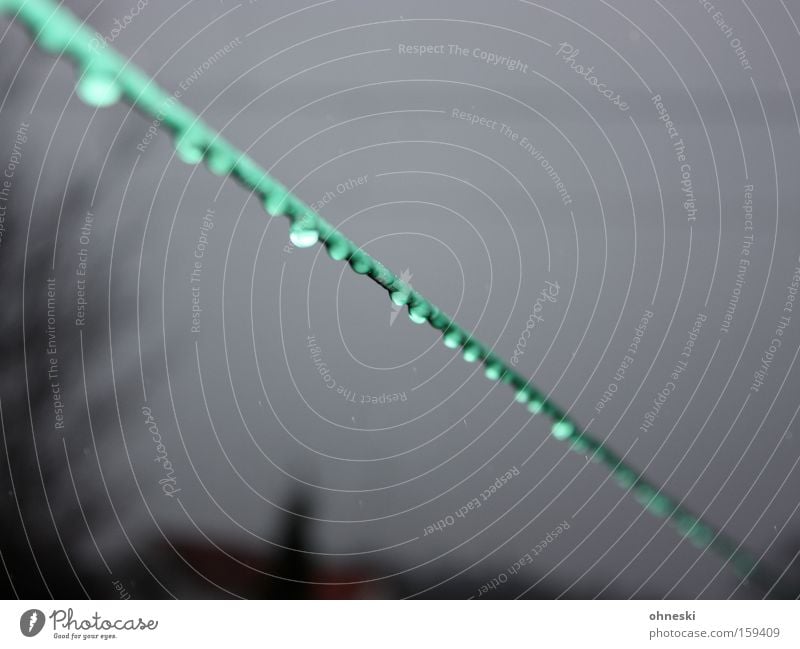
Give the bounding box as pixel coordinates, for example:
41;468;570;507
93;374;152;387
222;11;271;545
36;25;70;54
265;189;289;215
515;388;531;403
443;331;462;348
647;495;672;518
326;239;350;261
174;133;205;164
462;343;480;363
390;290;410;306
349;254;371;274
614;468;637;488
408;304;429;324
207;149;235;175
551;420;575;441
526;399;543;414
289;227;318;248
77;72;121;107
484;363;503;380
688;525;714;548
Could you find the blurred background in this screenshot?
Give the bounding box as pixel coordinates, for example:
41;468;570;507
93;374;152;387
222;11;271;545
1;0;800;599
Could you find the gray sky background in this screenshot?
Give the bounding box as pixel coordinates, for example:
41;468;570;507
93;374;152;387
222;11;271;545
1;0;799;598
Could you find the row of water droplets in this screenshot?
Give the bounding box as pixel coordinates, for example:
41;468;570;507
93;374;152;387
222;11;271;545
1;0;762;580
71;60;686;519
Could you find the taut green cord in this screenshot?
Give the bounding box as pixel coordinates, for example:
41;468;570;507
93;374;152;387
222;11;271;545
0;0;767;585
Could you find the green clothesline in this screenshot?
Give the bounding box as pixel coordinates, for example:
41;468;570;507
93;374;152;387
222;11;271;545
0;0;767;586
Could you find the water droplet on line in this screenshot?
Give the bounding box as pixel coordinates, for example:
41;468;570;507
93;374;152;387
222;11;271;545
289;226;318;248
175;134;205;165
484;361;504;381
462;342;481;363
326;238;350;260
408;304;429;324
77;72;121;107
264;189;289;215
349;253;371;274
527;399;543;414
551;420;575;440
390;290;410;306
